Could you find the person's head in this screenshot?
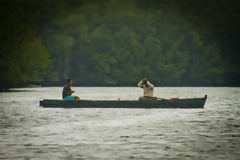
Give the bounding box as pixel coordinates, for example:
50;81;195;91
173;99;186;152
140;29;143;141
142;77;149;86
143;78;148;83
67;78;73;86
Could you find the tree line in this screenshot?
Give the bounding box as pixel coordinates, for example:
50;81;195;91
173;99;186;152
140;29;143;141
0;0;239;89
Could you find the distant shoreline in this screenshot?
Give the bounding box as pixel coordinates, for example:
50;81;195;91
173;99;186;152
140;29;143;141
1;86;239;92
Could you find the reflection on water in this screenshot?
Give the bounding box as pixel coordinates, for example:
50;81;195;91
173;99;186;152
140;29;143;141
0;87;240;160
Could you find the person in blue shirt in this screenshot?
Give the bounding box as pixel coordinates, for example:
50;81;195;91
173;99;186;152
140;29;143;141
62;79;80;100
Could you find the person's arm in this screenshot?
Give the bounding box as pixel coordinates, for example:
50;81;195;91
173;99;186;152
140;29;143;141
69;89;75;94
66;86;74;95
147;81;154;89
68;87;75;95
137;80;144;88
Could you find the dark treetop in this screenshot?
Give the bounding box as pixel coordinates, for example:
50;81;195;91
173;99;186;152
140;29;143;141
1;0;240;89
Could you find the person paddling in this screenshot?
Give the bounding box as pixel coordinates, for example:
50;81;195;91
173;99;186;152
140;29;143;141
137;78;156;100
62;79;80;100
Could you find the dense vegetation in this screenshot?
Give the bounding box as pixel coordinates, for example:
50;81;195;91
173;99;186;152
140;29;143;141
0;0;239;89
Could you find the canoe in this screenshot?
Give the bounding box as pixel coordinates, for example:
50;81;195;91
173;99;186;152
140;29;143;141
39;95;207;108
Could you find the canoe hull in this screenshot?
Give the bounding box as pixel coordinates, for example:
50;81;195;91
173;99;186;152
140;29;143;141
40;95;207;109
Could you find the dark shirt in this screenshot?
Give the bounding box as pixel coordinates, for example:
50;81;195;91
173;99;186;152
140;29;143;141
62;84;71;99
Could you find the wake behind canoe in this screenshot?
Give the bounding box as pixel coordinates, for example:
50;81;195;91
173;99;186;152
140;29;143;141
39;95;207;108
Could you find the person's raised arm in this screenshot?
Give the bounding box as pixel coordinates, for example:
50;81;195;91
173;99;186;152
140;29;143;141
137;80;143;88
147;81;154;89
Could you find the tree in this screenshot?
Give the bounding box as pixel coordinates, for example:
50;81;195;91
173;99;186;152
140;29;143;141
0;6;49;89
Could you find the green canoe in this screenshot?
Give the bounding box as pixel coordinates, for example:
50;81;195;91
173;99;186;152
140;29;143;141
39;95;207;108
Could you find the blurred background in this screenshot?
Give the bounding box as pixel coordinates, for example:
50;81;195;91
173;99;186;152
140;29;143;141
0;0;239;89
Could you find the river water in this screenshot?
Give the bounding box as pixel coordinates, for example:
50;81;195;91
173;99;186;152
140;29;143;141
0;87;239;160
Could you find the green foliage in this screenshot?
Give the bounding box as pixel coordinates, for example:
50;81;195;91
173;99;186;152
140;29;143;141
0;5;49;89
1;0;239;88
41;0;227;86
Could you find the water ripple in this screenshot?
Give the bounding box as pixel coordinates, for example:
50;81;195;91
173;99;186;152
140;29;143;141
0;87;240;160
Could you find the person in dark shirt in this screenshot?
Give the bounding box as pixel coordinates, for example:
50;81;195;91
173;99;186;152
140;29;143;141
62;79;80;100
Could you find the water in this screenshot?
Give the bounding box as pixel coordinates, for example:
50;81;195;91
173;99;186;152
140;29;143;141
0;87;240;160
